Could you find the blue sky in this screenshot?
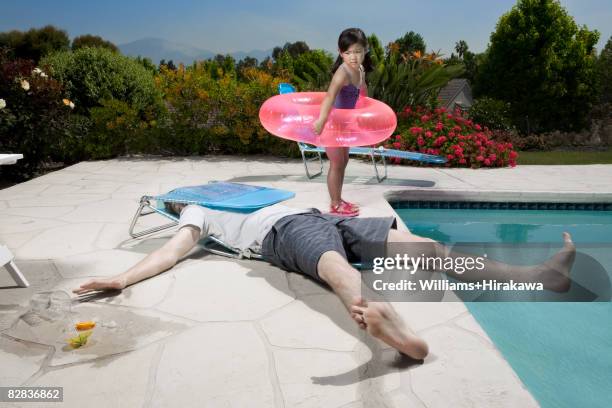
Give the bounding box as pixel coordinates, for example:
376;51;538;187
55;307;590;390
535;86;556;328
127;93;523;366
1;0;610;56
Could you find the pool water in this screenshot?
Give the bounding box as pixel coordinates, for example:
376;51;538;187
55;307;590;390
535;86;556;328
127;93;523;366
395;206;612;408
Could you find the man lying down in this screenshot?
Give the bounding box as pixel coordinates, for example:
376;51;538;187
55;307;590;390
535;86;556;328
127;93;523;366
74;202;575;360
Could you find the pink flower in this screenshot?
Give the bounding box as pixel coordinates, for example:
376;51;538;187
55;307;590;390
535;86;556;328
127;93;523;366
509;151;518;159
420;115;430;122
425;131;433;138
489;154;497;161
410;127;423;135
435;122;444;131
459;158;467;164
484;158;491;166
447;154;454;160
476;155;484;162
395;135;402;141
393;142;401;149
475;124;482;131
417;137;425;146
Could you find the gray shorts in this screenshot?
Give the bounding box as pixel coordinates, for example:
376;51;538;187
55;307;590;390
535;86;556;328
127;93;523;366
261;210;397;282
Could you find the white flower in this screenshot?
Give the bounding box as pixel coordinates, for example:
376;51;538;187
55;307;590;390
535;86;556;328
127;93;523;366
69;101;75;109
0;98;6;109
20;79;30;91
33;68;48;78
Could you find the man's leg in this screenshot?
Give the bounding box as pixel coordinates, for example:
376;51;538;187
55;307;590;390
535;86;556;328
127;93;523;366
385;229;576;292
317;250;429;360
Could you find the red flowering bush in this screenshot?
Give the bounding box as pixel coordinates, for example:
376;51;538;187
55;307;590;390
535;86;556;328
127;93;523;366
382;106;518;168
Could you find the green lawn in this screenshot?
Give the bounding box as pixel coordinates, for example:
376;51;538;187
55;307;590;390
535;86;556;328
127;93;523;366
517;149;612;165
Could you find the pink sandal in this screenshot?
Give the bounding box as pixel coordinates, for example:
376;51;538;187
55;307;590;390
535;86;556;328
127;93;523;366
330;201;359;217
341;199;359;212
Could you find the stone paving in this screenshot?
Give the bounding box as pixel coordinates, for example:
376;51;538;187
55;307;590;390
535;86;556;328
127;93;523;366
1;156;611;408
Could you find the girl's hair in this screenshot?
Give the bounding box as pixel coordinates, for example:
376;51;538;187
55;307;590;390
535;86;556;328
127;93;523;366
331;28;373;74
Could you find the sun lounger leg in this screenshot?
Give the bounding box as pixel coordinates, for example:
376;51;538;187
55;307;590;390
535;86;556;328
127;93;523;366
1;245;29;287
129;198;178;239
371;152;388;182
300;146;323;179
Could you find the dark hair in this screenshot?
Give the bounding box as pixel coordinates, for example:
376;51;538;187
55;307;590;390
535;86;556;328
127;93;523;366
331;28;373;74
163;201;184;217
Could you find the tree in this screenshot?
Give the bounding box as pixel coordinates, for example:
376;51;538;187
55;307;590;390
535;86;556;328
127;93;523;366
213;54;236;73
272;41;310;59
0;25;69;62
474;0;600;133
394;31;426;56
291;50;334;90
596;36;612;104
367;34;385;65
236;56;258;80
446;40;480;85
163;59;177;70
135;56;157;74
72;34;118;52
455;40;469;59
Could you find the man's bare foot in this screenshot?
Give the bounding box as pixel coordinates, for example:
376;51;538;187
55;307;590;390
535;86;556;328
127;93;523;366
350;297;429;360
527;232;576;292
72;277;127;295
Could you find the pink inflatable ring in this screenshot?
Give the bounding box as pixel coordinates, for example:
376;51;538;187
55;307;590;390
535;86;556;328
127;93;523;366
259;92;397;147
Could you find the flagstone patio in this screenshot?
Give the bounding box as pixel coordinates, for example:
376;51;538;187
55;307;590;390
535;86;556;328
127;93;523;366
1;156;611;407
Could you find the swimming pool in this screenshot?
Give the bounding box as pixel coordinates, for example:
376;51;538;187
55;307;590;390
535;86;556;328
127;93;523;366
393;202;612;408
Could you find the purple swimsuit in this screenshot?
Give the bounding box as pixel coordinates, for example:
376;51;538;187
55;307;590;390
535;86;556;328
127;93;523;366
333;64;364;109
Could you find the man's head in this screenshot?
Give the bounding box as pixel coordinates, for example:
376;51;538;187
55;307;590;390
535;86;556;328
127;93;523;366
163;201;186;216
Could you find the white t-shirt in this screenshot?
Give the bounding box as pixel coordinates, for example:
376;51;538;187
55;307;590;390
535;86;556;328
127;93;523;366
177;204;311;253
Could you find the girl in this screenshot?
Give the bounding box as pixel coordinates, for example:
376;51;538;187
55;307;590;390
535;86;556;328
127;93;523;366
313;27;373;217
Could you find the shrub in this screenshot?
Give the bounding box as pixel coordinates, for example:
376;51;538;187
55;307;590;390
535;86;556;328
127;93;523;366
41;47;163;115
368;45;464;111
0;51;76;179
86;98;161;159
155;64;296;156
385;106;518;168
468;97;513;131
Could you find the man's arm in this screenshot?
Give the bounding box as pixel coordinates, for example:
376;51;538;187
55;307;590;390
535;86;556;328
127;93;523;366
73;226;200;295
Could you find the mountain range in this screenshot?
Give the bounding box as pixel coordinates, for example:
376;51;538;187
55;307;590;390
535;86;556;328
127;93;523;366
118;38;273;65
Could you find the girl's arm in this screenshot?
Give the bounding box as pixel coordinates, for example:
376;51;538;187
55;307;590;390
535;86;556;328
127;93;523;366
313;68;348;134
73;226;201;294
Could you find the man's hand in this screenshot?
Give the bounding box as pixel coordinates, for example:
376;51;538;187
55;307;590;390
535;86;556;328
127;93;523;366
73;277;127;295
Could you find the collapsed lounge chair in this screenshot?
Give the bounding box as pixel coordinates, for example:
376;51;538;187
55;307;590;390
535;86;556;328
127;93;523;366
128;182;295;260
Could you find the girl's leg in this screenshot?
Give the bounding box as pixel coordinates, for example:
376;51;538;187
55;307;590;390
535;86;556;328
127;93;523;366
326;147;349;207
